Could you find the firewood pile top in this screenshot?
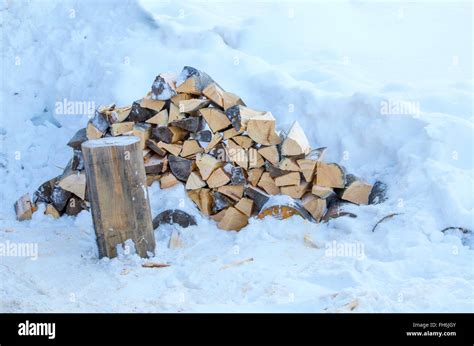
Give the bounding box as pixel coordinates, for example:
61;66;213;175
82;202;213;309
15;66;384;230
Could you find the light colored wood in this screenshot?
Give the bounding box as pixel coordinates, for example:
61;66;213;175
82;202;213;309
258;145;279;165
202;83;225;108
274;172;300;187
217;185;244;201
146;139;166;156
110;122;134;136
108;105;131;123
146;109;168;126
226;140;248;170
340;178;373;205
176;75;201;95
279;158;300;172
248;168;264;187
160;172;179;189
168;103;185;123
222;127;243;139
248;148;265;169
217;207;248;231
222;92;245;110
171;93;193;105
195;153;222;180
133;123;152;149
257;172;280;195
302;193;327;222
86;122;104;140
235;197;253;217
157;141;182;156
207;168;230;188
204;133;222;153
144;155;166;174
232;135;253;149
180;140;203;158
139;98;165;112
311;185;334;199
15;193;34;221
169;230;183;249
199;108;231;132
280;181;310;199
316;162;346;188
168;126;187;143
188;188;213;215
246;113;280;145
179;99;210;113
81;136;155;259
44;204;60;219
282;121;311;156
210;208;227;222
185;171;206;190
58;172;86;199
297;159;317;181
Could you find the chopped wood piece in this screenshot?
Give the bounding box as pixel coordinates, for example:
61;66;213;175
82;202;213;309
195;153;222;180
340;175;373;205
217;185;244;201
180;140;203;158
258;205;309;220
185;171;207;190
178;99;210;113
153;209;197;229
210;208;227;222
67;128;87;150
212;191;233;213
302;193;327;222
307;147;327;161
169;230;183;249
171;93;193;105
224;105;266;131
235;198;253;217
248;168;264;187
368;181;387;205
222;91;245;110
158;141;183;157
146;139;166;156
168;155;193;181
199;108;231;133
207;167;230;188
146;109;168;126
222;127;243;139
248;148;265;169
265;161;290;178
202;83;225;108
168;102;185;123
110;121;134;136
58;172;86;200
258;145;279;165
280;181;310;199
230;166;246;185
232;135;253;149
146;174;161;187
316;162;346;188
282;121;311;156
226;140;248;170
51;185;72;212
257;172;280;195
152;126;186;144
311;185;335;199
107;105;132;123
244;186;269;214
218;207;248;231
279;158;300;172
33;177;59;204
139;98;166;112
65;196;86;216
160;172;179;189
132;123;152;149
44;204;60;219
191;130;212;143
15;193;35;221
246;113;281;145
128;101;156;122
275;172;301;187
188;188;214;215
297;159;317;181
170;116;201;133
142;262;170;269
151;72;177;100
86;121;104;140
145;155;166;174
176;66;214;95
204;133;222;153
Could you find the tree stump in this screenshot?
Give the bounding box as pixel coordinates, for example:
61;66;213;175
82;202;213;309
82;136;155;258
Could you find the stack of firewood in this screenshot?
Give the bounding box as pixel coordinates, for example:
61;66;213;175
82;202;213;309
15;66;380;231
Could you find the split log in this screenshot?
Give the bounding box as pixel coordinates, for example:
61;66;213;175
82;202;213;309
151;73;177;100
199;108;231;133
146;109;168;126
176;66;214;95
244;186;269;214
128;101;156;123
188;188;213;215
160;172;179;189
226;139;248;170
247;168;264;187
210;208;227;222
258;145;279;165
281;121;311;156
275;172;300;187
224;105;266;131
157;141;182;156
195;153;222;180
185;171;206;190
168;102;185;123
168;155;193;182
368;181;387;205
110;122;134;136
170;117;202;133
280;181;310;199
302;193;327;222
207;167;230;188
217;185;244;201
204;133;222;153
232;135;253;149
144;155;166;174
257;172;280;195
58;172;86;200
146;139;166;156
81;136;155;258
315;162;346;188
278;158;300;172
14;193;35;221
67;128;87;150
152;209;197;229
44;204;60;219
202;83;225;108
133;123;152;149
180;140;203;158
217;207;248;231
152;126;186;144
248;148;265;169
258;204;310;221
230;166;246;185
339;175;373;205
297;159;317;181
171;93;193;106
139;98;166;112
212;191;233;213
311;185;335;199
107;105;132;123
234;197;253;217
178;99;210;113
246;113;280;145
192;129;212;143
222;127;243;140
222;92;245;110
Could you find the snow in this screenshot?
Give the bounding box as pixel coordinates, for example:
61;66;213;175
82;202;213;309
0;0;473;312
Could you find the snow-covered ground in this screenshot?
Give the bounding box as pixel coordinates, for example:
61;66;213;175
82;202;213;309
0;0;472;312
